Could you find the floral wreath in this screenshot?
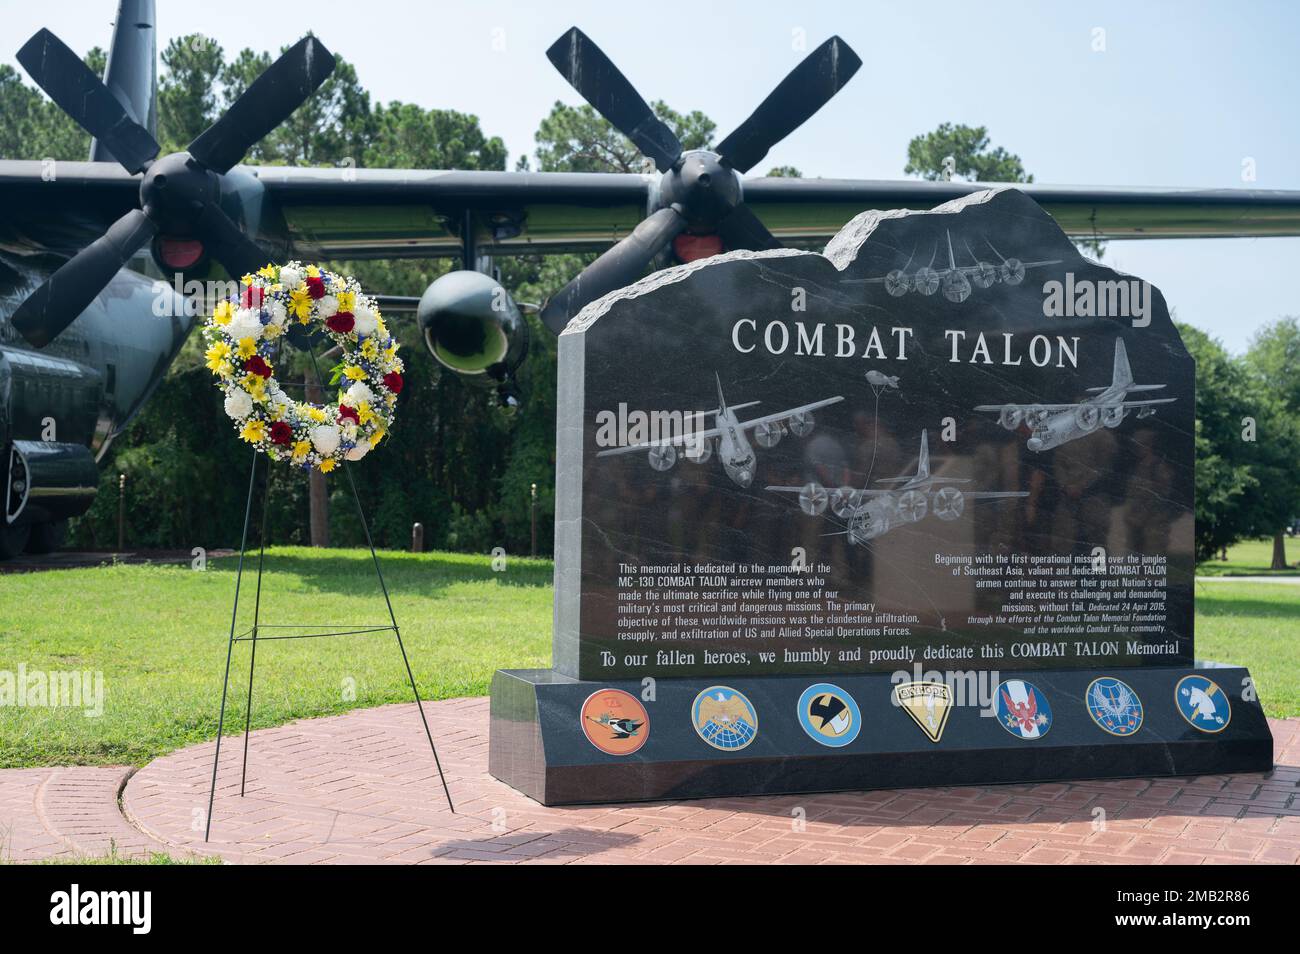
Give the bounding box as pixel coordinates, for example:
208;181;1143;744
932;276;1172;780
202;262;403;472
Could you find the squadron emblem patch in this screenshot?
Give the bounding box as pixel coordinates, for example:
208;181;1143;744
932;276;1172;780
1086;676;1144;737
1175;675;1231;733
692;686;759;751
893;681;952;743
580;688;649;755
797;683;861;747
995;679;1052;739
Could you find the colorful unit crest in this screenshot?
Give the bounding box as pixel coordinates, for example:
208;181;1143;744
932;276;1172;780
580;689;649;755
1175;675;1231;733
1086;677;1144;736
797;683;861;747
893;681;953;743
692;686;759;751
995;679;1052;739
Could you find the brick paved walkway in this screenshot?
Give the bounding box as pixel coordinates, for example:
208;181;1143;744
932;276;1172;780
4;699;1298;864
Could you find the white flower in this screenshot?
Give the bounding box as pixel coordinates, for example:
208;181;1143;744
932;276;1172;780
345;440;371;462
352;304;378;336
318;295;339;318
279;266;302;289
267;301;287;326
226;308;263;342
345;381;374;406
311;424;340;455
341;421;358;441
269;388;291;413
224;390;253;420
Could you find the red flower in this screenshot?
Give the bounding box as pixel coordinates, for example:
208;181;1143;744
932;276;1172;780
269;421;293;446
337;405;359;424
383;372;403;394
306;275;326;300
326;311;354;334
244;355;273;378
241;284;264;308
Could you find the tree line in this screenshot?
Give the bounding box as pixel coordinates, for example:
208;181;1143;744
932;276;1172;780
1;38;1295;564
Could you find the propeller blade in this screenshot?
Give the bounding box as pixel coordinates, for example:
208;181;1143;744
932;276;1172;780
16;28;160;174
540;206;687;333
546;27;682;172
193;202;274;279
12;209;156;348
717;203;782;252
188;35;336;174
716;36;862;174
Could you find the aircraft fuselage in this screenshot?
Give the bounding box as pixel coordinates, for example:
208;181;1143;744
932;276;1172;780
716;411;756;487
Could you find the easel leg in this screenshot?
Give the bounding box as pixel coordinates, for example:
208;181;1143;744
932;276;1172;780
342;462;456;813
239;458;273;796
205;451;260;842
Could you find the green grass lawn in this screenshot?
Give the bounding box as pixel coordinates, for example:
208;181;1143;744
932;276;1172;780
1194;580;1300;719
0;547;552;768
1197;536;1300;576
0;547;1296;769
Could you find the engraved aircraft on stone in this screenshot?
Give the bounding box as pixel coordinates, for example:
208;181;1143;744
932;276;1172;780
974;338;1176;452
767;429;1026;544
595;373;843;488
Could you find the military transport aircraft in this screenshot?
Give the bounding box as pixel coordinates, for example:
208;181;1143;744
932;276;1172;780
3;1;1300;558
974;338;1175;452
767;429;1026;544
595;374;843;488
850;230;1060;304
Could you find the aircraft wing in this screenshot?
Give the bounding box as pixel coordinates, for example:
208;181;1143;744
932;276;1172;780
594;425;723;457
974;398;1177;413
964;491;1030;500
9;162;1300;261
737;396;844;431
1121;398;1178;408
975;403;1081;413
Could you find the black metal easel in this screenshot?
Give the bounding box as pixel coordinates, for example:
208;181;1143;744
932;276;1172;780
205;350;454;842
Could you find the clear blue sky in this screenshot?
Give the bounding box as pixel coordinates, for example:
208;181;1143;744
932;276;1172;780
8;0;1299;352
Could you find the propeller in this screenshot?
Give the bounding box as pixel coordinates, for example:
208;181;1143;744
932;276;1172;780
12;30;336;348
539;27;861;333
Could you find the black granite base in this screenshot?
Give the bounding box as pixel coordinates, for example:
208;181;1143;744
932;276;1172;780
488;667;1272;806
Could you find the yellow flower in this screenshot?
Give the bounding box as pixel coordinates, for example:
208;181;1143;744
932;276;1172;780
318;458;336;473
376;317;388;338
241;273;254;286
357;401;375;425
343;365;366;381
360;339;379;360
264;322;283;340
204;341;231;373
291;440;311;461
240;419;267;443
371;426;386;447
212;301;234;326
242;375;267;402
307;406;328;423
257;264;277;279
336;289;356;313
305;264;321;278
382;344;397;362
289;287;311;322
235;337;257;359
216;360;233;378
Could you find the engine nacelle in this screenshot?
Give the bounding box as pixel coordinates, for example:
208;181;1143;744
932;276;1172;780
647;444;677;471
6;440;98;526
419;270;529;407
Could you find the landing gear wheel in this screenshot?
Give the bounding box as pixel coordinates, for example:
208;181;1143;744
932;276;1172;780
0;523;31;560
25;520;67;554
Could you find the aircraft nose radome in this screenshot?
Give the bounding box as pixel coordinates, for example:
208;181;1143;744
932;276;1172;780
1027;438;1044;452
